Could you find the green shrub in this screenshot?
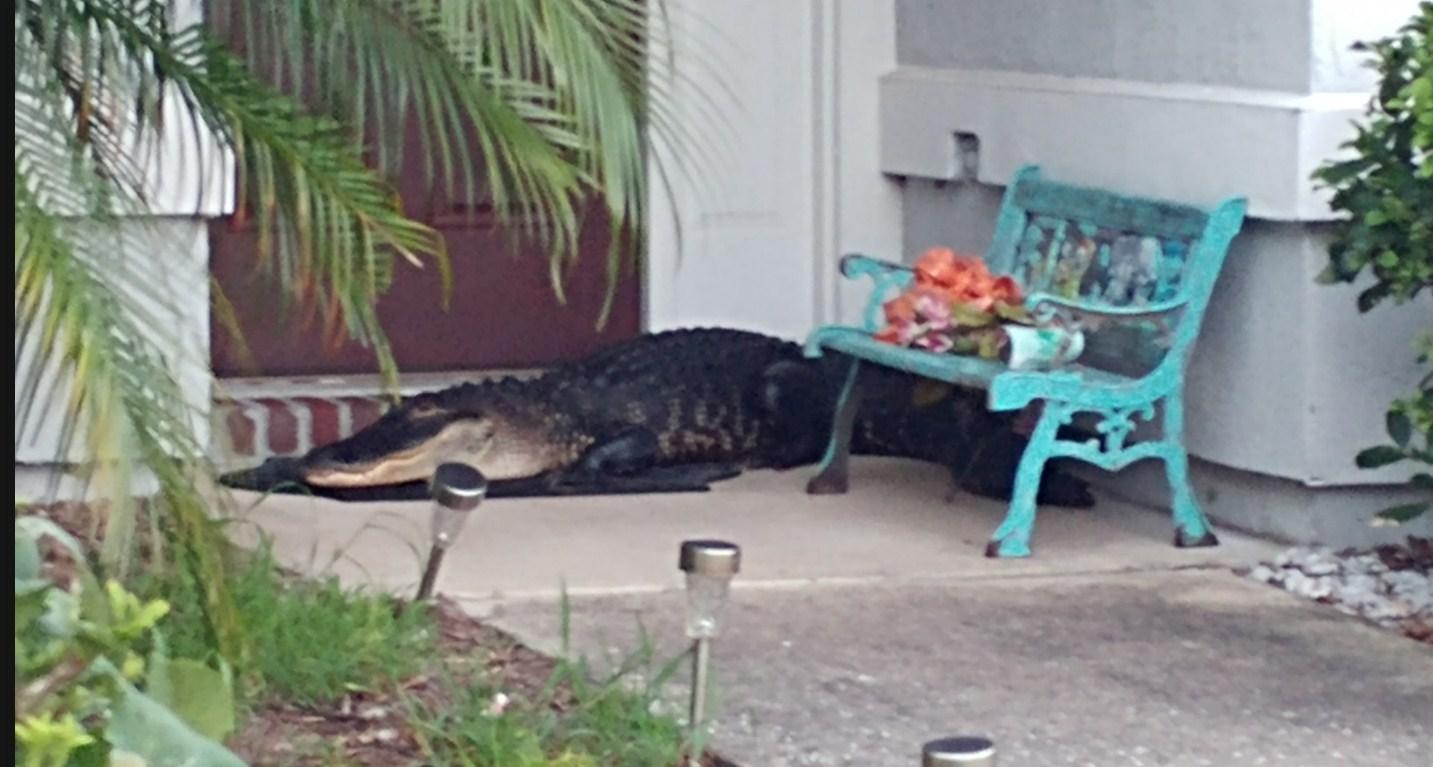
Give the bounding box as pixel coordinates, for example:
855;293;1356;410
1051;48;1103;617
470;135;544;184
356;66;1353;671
1314;2;1433;524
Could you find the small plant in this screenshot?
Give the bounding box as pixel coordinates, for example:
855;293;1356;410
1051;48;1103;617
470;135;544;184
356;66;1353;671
1314;2;1433;524
14;516;244;766
1357;333;1433;525
138;542;437;707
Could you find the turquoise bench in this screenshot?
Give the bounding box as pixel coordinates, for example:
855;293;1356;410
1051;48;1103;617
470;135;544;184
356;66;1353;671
804;165;1248;557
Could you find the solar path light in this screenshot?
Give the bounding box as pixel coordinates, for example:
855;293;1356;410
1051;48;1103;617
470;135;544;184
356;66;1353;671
678;539;741;733
922;736;997;766
415;462;489;603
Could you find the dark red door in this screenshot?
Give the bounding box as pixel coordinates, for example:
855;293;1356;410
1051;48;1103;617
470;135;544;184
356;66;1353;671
208;53;642;378
210;205;642;377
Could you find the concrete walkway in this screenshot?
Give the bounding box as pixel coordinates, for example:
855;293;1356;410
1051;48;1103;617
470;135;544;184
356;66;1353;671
227;458;1433;767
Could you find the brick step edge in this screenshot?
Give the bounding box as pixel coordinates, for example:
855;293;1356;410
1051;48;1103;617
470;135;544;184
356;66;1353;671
214;396;390;465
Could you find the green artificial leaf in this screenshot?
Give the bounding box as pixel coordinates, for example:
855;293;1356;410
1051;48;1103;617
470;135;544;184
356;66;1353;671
100;661;247;767
950;303;997;328
145;637;237;743
975;329;1006;360
1410;472;1433;490
1356;445;1409;468
16;530;43;583
38;584;81;641
1356;283;1393;312
66;738;113;767
994;302;1035;324
1314;263;1345;285
15;517;87;564
1372;502;1431;526
1388;410;1414;446
15;582;54;633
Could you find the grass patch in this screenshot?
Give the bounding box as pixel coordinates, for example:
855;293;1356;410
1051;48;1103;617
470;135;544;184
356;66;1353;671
409;642;697;767
138;542;436;707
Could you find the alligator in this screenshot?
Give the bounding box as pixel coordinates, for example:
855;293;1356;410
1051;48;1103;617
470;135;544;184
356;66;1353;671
219;328;1094;507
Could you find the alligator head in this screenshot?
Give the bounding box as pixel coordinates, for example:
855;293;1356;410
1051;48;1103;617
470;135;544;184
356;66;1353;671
301;399;501;488
220;382;582;497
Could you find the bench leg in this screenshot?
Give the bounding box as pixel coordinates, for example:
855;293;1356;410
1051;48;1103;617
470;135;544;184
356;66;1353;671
806;359;864;495
985;406;1061;558
1163;393;1219;548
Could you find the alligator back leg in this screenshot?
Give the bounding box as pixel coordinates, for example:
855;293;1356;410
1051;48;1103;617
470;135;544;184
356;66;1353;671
953;428;1095;509
805;358;865;495
566;428;745;492
572;428;664;477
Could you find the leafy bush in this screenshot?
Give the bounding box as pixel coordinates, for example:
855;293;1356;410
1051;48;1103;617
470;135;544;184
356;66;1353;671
1314;2;1433;524
1314;2;1432;309
14;516;243;767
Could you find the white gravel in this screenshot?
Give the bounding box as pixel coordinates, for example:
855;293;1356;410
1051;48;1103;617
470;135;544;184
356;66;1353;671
1243;540;1432;638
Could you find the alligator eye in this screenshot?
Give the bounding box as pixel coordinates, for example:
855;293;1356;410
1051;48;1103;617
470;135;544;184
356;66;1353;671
408;403;443;418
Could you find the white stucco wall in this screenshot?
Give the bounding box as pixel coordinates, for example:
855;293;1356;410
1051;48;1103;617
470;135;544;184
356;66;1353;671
887;0;1429;537
896;0;1315;92
14;219;213;468
14;0;228;496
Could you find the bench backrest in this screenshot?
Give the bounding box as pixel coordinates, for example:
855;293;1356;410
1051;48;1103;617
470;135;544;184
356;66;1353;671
986;166;1247;377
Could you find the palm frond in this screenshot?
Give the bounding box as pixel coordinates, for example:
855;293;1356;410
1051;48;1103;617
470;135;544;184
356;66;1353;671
15;163;248;666
50;3;452;388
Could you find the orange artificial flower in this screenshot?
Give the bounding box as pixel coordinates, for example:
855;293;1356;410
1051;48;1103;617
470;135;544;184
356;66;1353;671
883;291;920;325
989;275;1023;305
914;247;960;288
876;244;1027;351
913;247;1001;304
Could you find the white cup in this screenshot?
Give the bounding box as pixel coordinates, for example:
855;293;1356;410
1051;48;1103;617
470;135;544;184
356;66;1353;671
1002;324;1085;371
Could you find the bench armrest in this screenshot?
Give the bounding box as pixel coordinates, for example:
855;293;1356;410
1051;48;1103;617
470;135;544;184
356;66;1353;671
837;254;915;331
1024;292;1190;322
839;253;913;280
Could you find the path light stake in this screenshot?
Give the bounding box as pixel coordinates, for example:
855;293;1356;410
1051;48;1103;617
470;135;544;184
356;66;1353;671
679;539;741;737
415;463;488;603
922;736;997;767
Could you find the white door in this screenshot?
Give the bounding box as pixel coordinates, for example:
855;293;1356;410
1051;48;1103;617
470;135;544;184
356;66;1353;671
644;0;903;340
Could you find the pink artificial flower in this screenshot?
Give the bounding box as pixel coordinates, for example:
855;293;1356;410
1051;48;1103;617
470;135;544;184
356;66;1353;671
913;332;955;353
913;293;953;331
